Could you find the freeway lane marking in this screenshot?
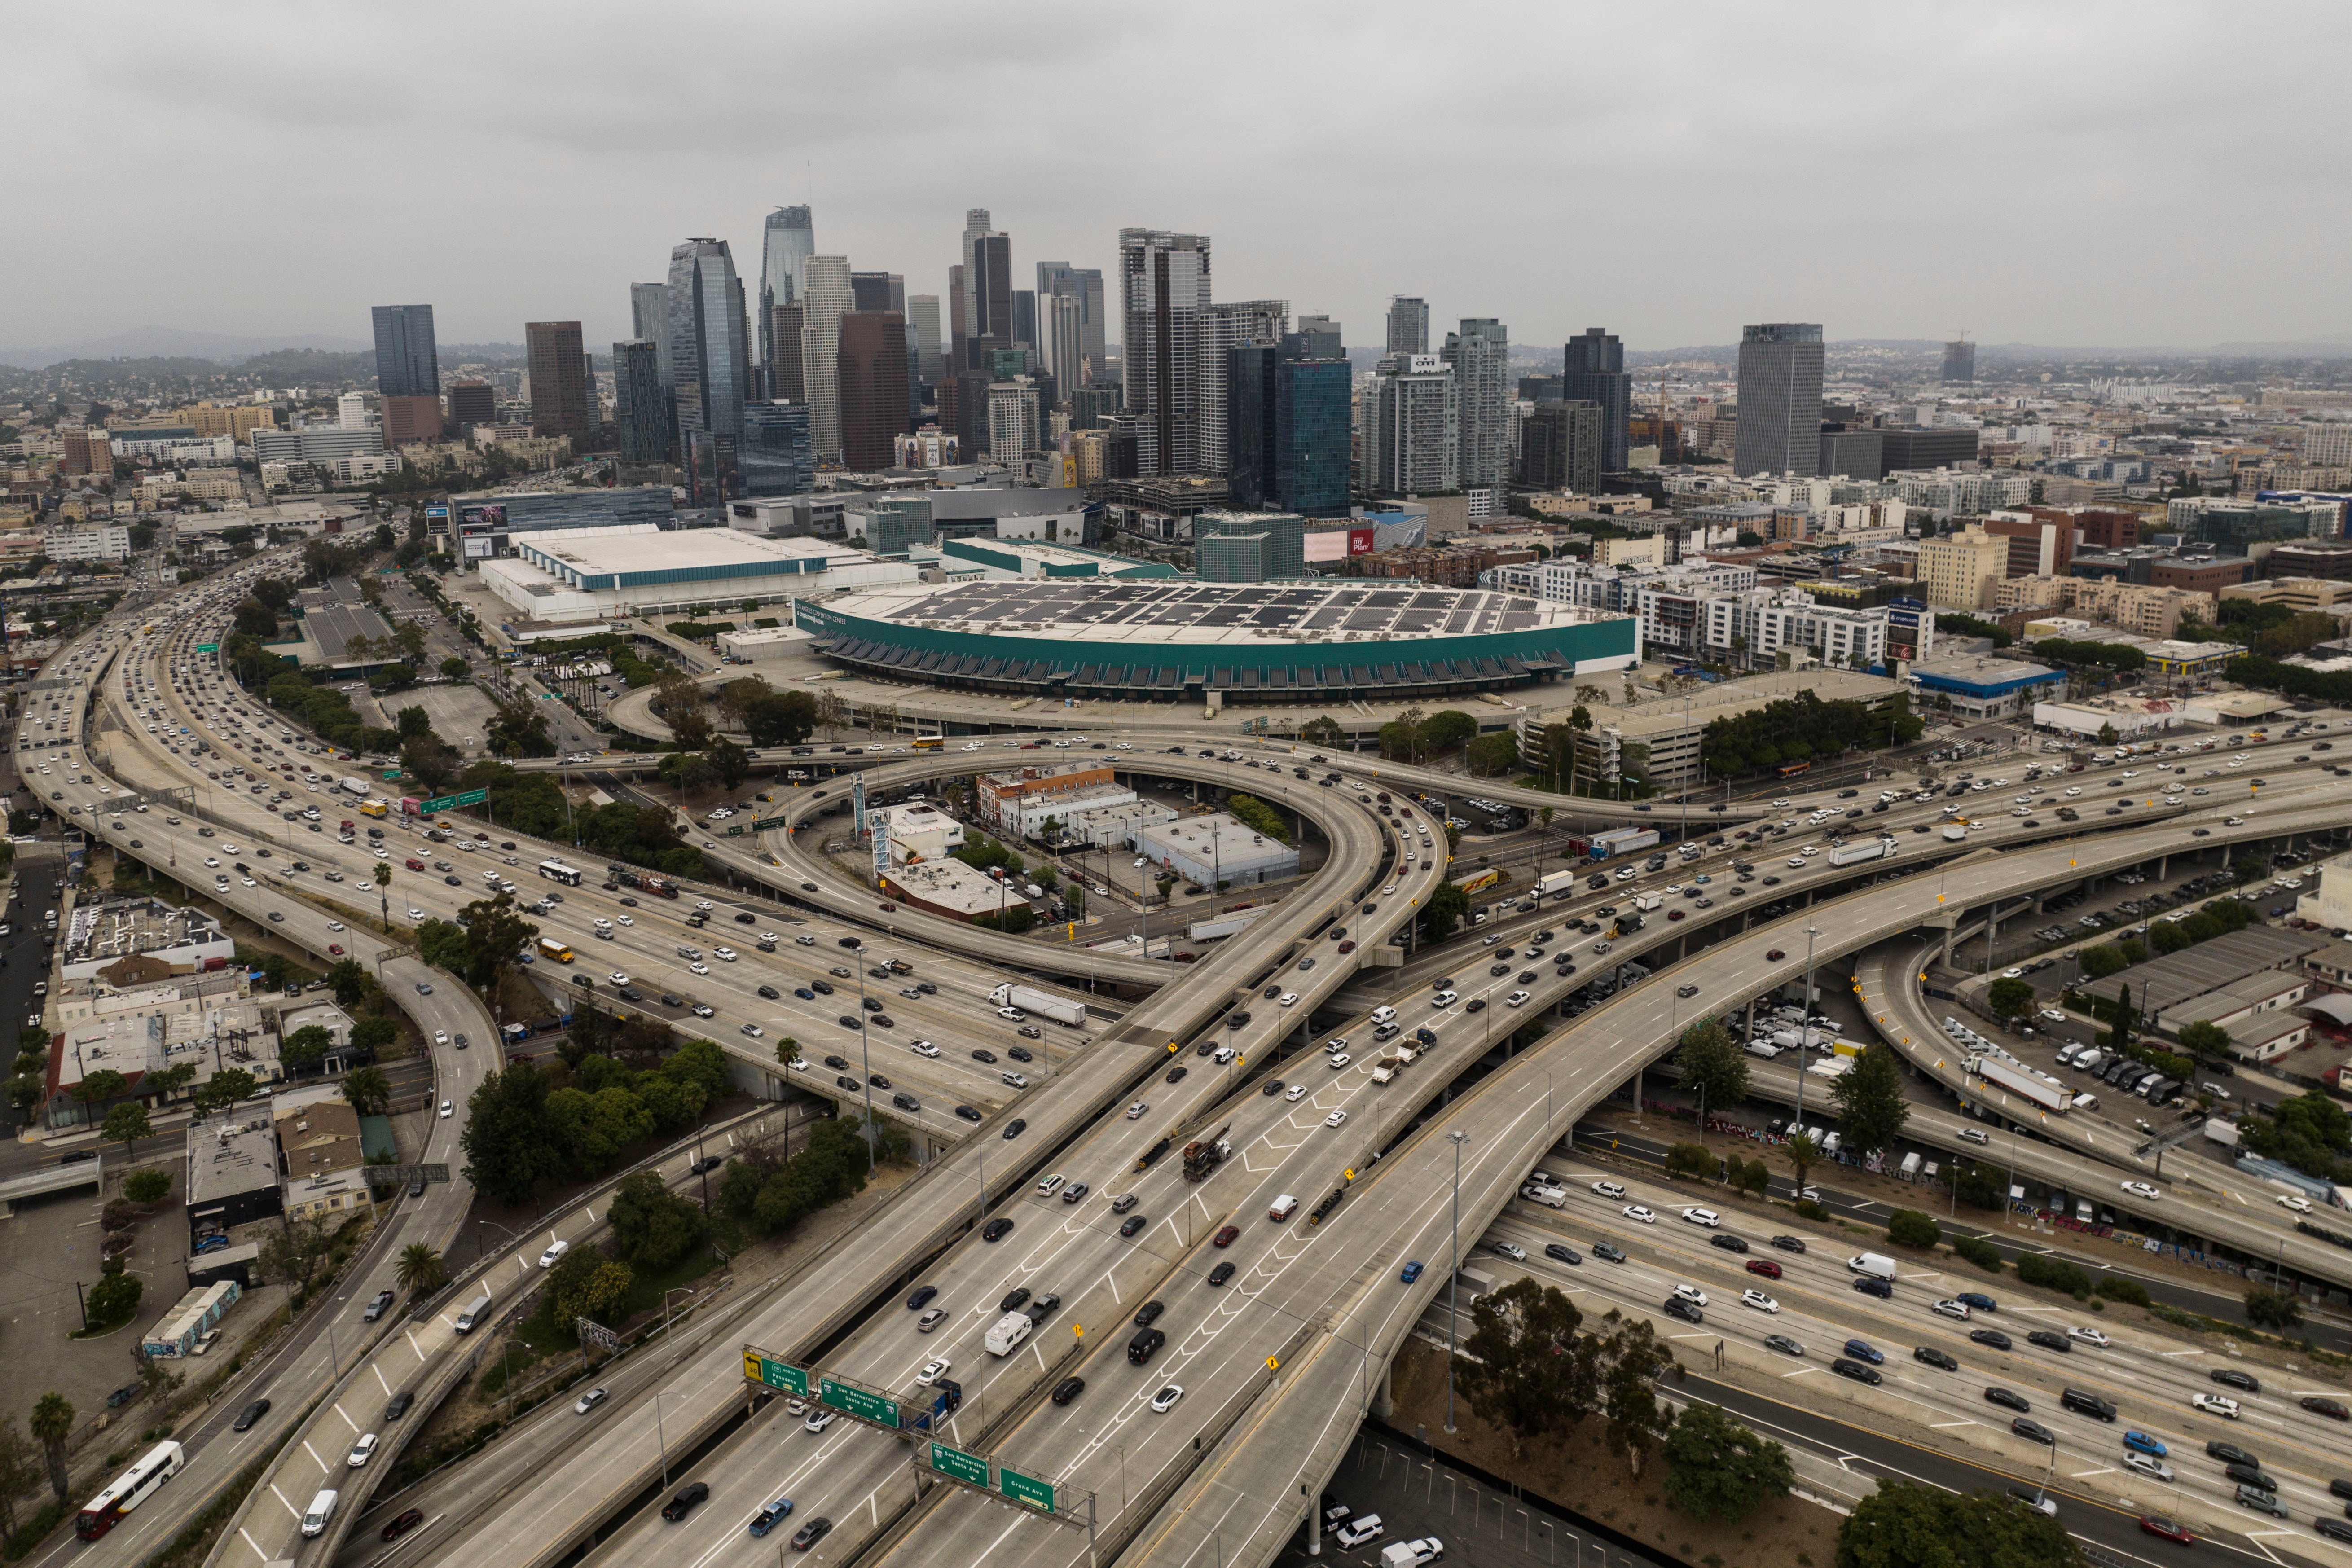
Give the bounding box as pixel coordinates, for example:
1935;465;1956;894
238;1525;273;1564
1930;1419;1978;1429
2071;1466;2116;1479
373;1362;393;1396
300;1436;330;1471
1785;1366;1823;1378
2163;1348;2206;1358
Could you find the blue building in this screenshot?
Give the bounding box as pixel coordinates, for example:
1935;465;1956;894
741;401;813;496
1905;654;2062;719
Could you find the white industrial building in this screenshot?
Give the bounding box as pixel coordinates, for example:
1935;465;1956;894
879;804;965;864
1130;812;1298;887
475;525;920;625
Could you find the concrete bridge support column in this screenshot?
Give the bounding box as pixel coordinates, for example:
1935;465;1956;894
1372;1361;1394;1418
1633;1065;1645;1119
1931;912;1960;967
2158;856;2167;881
2223;841;2233;869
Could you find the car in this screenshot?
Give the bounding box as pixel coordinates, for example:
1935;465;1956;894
2120;1430;2168;1459
1591;1180;1626;1199
2192;1392;2241;1419
749;1498;796;1538
1324;1109;1349;1129
917;1357;952;1386
2012;1417;2056;1446
2120;1180;2163;1202
347;1433;379;1467
1914;1347;1958;1371
1770;1234;1807;1254
1679;1206;1719;1227
2026;1330;2071;1354
982;1217;1014;1241
364;1288;397;1321
2209;1366;2260;1392
539;1240;570;1269
1832;1359;1883;1386
2303;1395;2352;1421
1956;1291;1996;1312
1401;1261;1424;1283
1622;1204;1655;1224
1150;1384;1184;1413
786;1516;833;1550
1985;1387;2031;1413
1765;1334;1806;1357
2233;1484;2287;1520
1741;1288;1780;1314
2068;1325;2109;1347
2138;1515;2194;1545
1842;1339;1883;1365
1213;1224;1241;1247
233;1398;272;1431
1489;1240;1526;1262
2319;1519;2352;1546
439;1100;453;1118
2207;1440;2260;1468
1853;1276;1893;1300
1592;1240;1627;1263
802;1409;836;1434
1969;1329;2012;1351
1207;1261;1236;1287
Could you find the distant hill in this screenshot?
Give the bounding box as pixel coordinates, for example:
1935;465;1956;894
0;325;369;369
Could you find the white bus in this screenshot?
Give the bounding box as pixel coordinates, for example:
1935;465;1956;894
536;858;583;886
77;1441;185;1540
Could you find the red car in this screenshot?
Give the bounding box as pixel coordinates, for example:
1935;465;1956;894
1766;949;1785;961
1212;1225;1240;1248
2138;1515;2193;1545
1666;909;1685;921
1745;1258;1783;1280
1337;941;1356;953
327;944;343;955
382;1508;426;1542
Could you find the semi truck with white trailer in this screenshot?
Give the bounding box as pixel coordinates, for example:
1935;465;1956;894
1187;912;1265;943
339;777;373;799
1968;1054;2071;1114
1827;839;1895;867
987;984;1086;1028
1587;828;1661;860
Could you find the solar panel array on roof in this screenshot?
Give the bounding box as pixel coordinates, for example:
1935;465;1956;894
869;580;1557;641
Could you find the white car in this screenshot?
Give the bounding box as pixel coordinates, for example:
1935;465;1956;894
1671;1283;1708;1308
1679;1207;1719;1228
538;1240;569;1269
616;914;633;926
2067;1326;2109;1347
1324;1109;1348;1129
1505;990;1531;1008
1933;1298;1971;1320
2191;1393;2241;1420
1036;1173;1065;1196
1622;1204;1656;1225
2120;1181;2163;1202
438;1100;453;1118
406;907;424;920
712;947;737;962
326;920;344;931
688;962;710;975
1741;1289;1780;1314
910;1040;940;1058
2121;1450;2174;1483
796;934;817;945
916;1358;951;1385
1591;1181;1626;1199
347;1433;378;1467
1284;1083;1308;1102
1328;1053;1351;1068
2277;1193;2313;1213
1150;1384;1184;1413
608;971;630;985
804;1410;835;1434
1125;1101;1149;1120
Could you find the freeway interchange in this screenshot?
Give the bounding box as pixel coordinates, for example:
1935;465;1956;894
22;549;2352;1568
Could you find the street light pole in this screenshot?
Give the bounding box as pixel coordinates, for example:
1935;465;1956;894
1444;1129;1468;1434
1795;923;1821;1131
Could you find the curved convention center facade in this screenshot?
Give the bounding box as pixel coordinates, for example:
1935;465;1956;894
793;579;1638;704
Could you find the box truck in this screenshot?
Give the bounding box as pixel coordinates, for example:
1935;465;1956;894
1969;1054;2071;1114
987;984;1086;1028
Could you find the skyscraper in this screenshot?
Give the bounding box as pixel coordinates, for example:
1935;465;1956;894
851;272;903;313
1119;228;1212;476
987;378;1046;463
967;233;1012;369
1943;338;1976;384
371;304;442;446
1385;297;1428;357
371;305;438;396
630;283;673;387
741;401;813;496
1733;322;1825;477
612;340;668;463
1362;356;1457;496
759;206;814;371
766;305;805;402
799;256;854;463
1037;263;1106;397
947;264;967;373
524;321;591;443
1199;300;1288;478
1047;290;1085;409
1443;318;1509;516
1227;343;1279;510
1275;343;1352;518
1561;327;1631;473
955;209;989;369
1521;400;1601;493
665;239;751;454
837;311;909;470
907;296;943;386
1293;314;1343;361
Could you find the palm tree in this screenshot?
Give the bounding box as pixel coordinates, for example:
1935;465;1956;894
375;861;392;928
1784;1131;1821;1204
29;1393;72;1504
395;1243;446;1295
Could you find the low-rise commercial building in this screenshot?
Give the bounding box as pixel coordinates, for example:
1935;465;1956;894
1132;812;1298;888
185;1116;282;1241
1905;654;2063;719
879;858;1023;924
477;524;920;625
878;804;965;864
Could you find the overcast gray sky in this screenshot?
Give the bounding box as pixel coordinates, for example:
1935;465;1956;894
9;0;2348;357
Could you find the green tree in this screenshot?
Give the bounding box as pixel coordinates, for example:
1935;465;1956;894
75;1067;128;1116
1986;978;2035;1019
1835;1481;2084;1568
1663;1142;1714;1180
0;1425;42;1540
85;1272;141;1328
556;1258;635;1329
349;1015;398;1059
1886;1208;1942;1249
2245;1285;2303;1331
1661;1402;1794;1523
1452;1278;1597;1461
190;1067;257;1114
458;1065;564;1205
341;1066;391;1116
281;1023;335;1073
439;655;471;679
607;1168;706;1272
28;1394;73;1503
261;1217;335;1294
396;1242;447;1295
1674;1018;1747;1116
1784;1129;1822;1197
1423;881;1470;944
1223;794;1290;845
123;1168;171;1204
2176;1020;2232;1060
2078;944;2128;981
101;1101;152;1161
459;894;539;993
545;1085;656;1174
1831;1044;1910;1157
1595;1311;1683;1476
325;958;372;1009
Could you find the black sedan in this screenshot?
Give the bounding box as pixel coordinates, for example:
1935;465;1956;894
788;1517;833;1551
233;1398;271;1431
981;1217;1014;1241
1985;1386;2031;1413
1970;1329;2013;1351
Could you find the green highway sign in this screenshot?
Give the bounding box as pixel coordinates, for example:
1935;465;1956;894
416;787;488;814
929;1442;989;1488
821;1375;900;1429
752;814;791;832
725;825;743;836
998;1465;1054;1512
742;1349;808;1397
194;643;219;654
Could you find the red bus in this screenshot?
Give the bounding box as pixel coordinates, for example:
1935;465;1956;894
1776;761;1812;778
77;1442;184;1539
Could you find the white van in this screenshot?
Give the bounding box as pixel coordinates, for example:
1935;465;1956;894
453;1294;492;1333
1269;1194;1300;1221
1371;1006;1397;1026
301;1490;340;1538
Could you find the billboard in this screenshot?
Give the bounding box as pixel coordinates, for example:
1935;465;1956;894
457;503;507;529
1302;530;1349;564
463;536;495;559
1349;527;1375;555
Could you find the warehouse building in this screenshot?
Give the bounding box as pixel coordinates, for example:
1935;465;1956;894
794;579;1635;706
1132;812;1298;887
879;859;1023;924
477;524;919;625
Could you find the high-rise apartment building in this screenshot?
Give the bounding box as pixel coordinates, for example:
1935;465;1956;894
1362;356;1458;496
1521;400;1602;494
837;311;909;470
800;256;853;463
759;206;814;372
1443;319;1509;516
1037;263;1107;390
1227;337;1349;517
907;296;943;386
1200;299;1288;478
1047;290;1085;410
1561;328;1631;473
987;378;1046;463
1385;297;1429;356
766;305;806;402
741;401;813;496
1733;322;1824;478
1917;524;2008;611
612;341;668;463
1011;290;1037;369
1119;228;1212;476
524;321;591;443
371;304;438;396
665;239;751;454
1942;338;1975;385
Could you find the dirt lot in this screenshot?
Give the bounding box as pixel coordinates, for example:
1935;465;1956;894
1388;1336;1836;1568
